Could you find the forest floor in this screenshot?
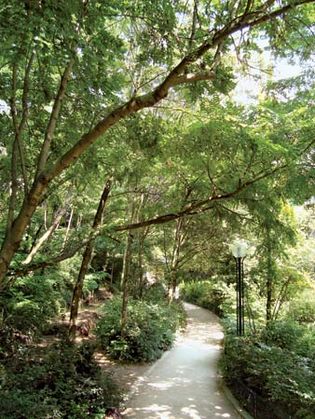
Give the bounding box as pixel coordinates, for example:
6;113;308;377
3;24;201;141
38;287;152;396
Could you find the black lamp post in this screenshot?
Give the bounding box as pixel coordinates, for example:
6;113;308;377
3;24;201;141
231;240;248;336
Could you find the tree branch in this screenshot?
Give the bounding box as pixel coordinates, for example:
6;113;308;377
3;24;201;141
171;71;216;86
115;163;288;232
7;64;19;232
11;239;86;276
1;0;313;284
45;0;312;186
21;206;67;265
36;57;75;177
16;51;34;194
188;0;199;51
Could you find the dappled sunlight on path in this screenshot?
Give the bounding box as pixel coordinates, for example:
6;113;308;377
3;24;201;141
123;303;240;419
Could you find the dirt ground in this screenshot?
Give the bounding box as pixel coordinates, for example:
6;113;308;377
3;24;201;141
38;287;152;398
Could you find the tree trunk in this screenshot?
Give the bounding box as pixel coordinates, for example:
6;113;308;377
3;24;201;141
22;207;66;265
137;226;149;298
266;228;273;323
69;179;112;340
6;141;19;236
272;279;290;321
0;176;49;290
137;237;144;298
120;231;133;334
68;241;94;340
62;206;74;250
168;218;184;302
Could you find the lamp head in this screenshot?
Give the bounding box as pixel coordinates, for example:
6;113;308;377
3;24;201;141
230;239;248;258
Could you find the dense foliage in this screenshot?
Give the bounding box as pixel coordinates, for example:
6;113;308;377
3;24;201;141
0;272;70;338
222;321;315;419
96;296;186;362
0;255;108;343
180;279;234;317
287;289;315;324
0;1;314;417
0;341;121;419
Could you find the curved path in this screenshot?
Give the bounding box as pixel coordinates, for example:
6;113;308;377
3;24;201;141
123;303;241;419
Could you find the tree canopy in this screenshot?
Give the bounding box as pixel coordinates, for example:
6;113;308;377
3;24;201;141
0;0;314;288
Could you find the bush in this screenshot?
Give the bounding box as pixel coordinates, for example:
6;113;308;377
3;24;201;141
96;296;185;362
287;289;315;324
261;320;305;351
180;280;234;316
222;326;315;418
83;272;110;299
261;320;315;358
0;272;71;336
0;341;121;418
142;282;168;302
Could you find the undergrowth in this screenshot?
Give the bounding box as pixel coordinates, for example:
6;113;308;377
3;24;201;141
0;341;121;418
96;296;186;362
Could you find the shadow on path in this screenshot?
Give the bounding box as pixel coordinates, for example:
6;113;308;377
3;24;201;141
123;302;240;419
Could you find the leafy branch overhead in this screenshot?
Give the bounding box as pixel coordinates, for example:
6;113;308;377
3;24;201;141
0;0;314;285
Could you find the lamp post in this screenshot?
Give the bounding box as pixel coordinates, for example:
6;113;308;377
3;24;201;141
231;240;248;336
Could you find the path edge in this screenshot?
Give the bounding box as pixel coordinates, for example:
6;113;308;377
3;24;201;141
218;377;254;419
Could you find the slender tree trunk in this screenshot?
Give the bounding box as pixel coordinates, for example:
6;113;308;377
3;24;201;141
6;143;19;235
29;224;43;251
120;231;133;334
7;64;19;235
137;225;149;299
272;279;290;321
77;214;82;228
266;228;273;323
62;206;74;250
22;207;66;265
69;179;112;340
110;263;114;285
69;241;94;340
170;270;178;301
44;204;48;230
245;290;256;334
169;218;184;302
137;237;145;298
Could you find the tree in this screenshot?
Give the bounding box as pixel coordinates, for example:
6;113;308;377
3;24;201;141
0;0;314;288
69;178;112;339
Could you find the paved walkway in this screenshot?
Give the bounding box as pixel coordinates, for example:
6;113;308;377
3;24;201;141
123;303;240;419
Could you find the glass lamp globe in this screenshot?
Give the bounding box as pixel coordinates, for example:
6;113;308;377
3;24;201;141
231;239;248;258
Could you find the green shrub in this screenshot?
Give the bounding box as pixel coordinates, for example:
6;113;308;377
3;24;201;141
83;272;110;299
0;272;71;335
82;276;99;299
297;326;315;359
96;296;185;362
261;320;315;358
180;280;206;302
142;282;168;302
180;280;234;316
0;341;121;418
222;327;315;418
287;289;315;324
261;320;305;351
